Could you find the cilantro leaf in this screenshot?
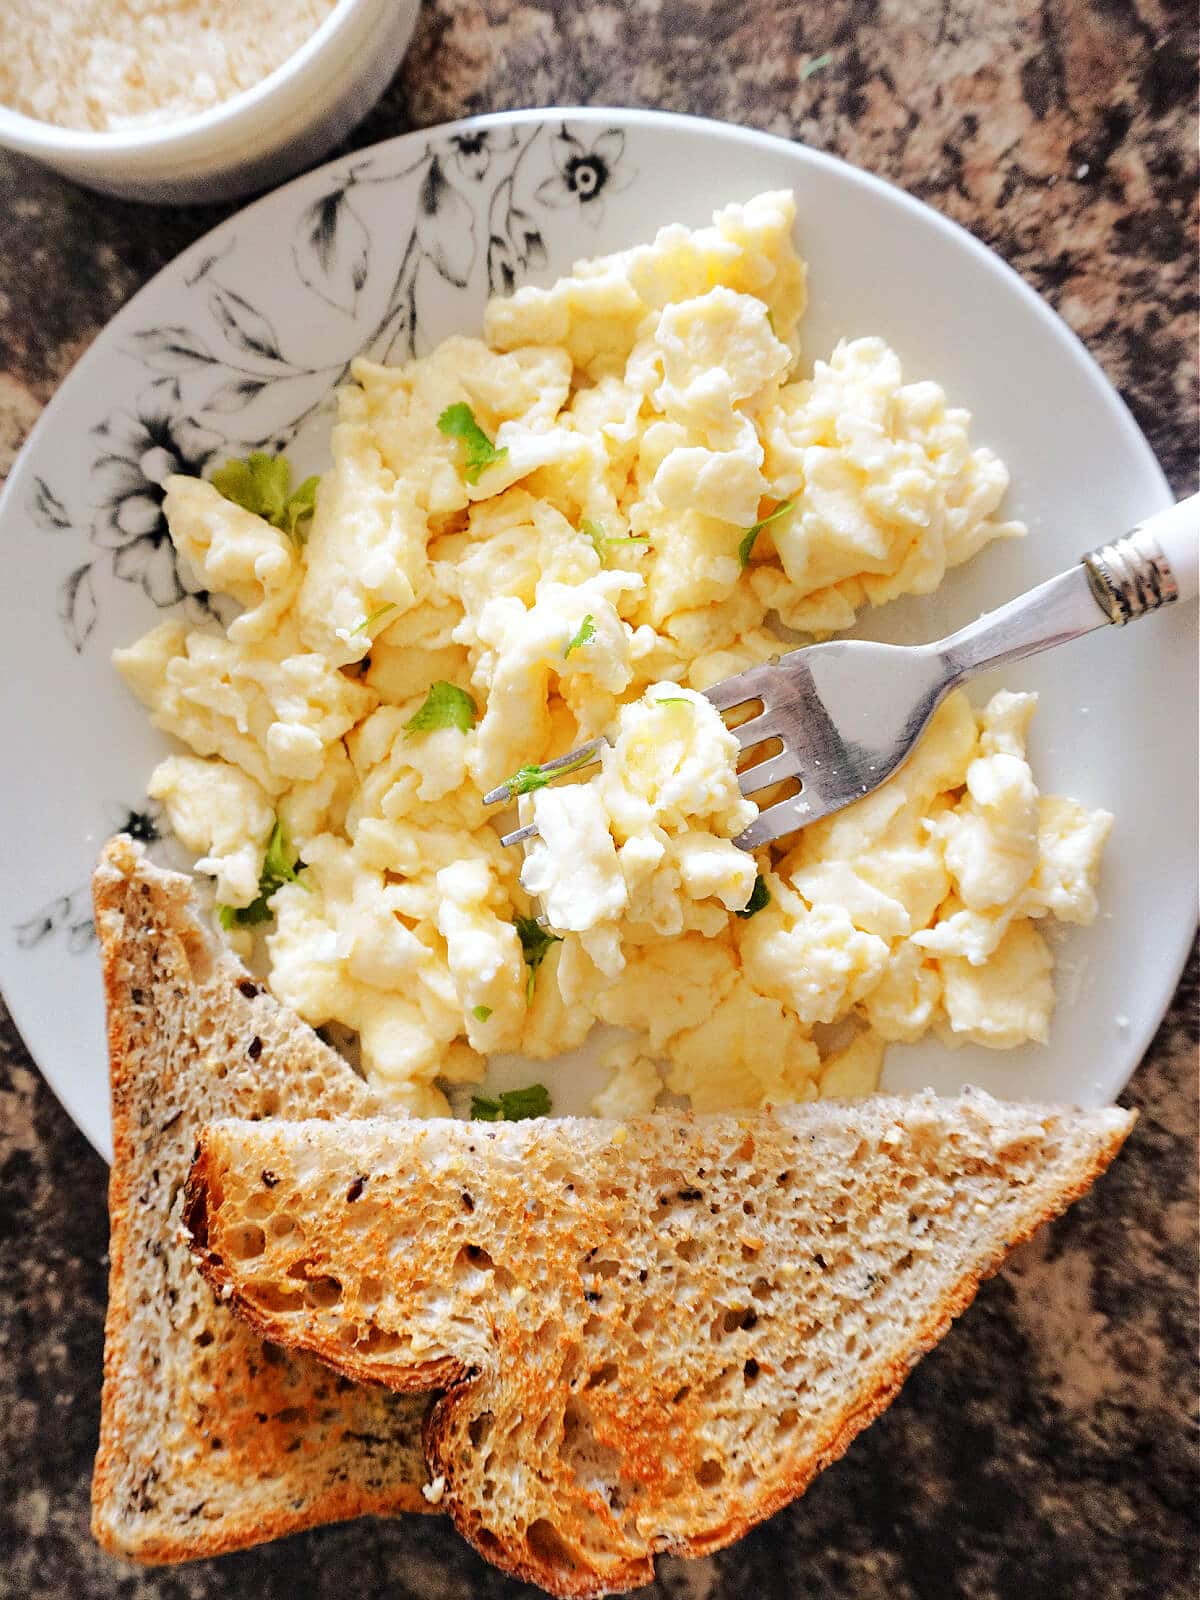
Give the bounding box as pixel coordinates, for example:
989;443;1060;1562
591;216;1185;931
216;816;306;930
472;1004;493;1022
505;765;550;795
437;402;508;484
581;518;651;559
211;452;288;523
734;873;771;919
349;603;397;637
514;915;562;1004
562;614;595;658
284;475;319;541
503;746;598;796
210;452;319;546
261;817;301;883
217;898;272;931
403;681;477;736
515;916;560;967
471;1083;552;1122
738;498;795;569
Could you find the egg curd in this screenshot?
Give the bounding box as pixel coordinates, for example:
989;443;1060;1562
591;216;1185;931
114;191;1112;1118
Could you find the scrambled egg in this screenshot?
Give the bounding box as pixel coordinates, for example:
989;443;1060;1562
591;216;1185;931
113;191;1112;1118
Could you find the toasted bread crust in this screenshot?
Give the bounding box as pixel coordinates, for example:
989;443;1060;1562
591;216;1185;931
184;1142;475;1397
420;1111;1130;1596
91;838;433;1563
183;1102;1134;1596
183;1145;473;1395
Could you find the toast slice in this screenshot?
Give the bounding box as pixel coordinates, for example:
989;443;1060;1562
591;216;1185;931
183;1095;1134;1597
91;836;432;1562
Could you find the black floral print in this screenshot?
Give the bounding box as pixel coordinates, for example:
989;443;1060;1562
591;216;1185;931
449;130;495;182
414;155;476;288
29;120;637;666
536;126;633;224
18;118;646;964
14;885;97;953
292;187;370;315
118;807;162;845
90;401;219;607
486;131;547;297
13;806;162;951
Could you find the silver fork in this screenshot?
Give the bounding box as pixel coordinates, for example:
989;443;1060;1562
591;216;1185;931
486;497;1197;851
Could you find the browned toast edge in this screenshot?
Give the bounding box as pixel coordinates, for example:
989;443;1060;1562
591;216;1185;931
90;837;434;1564
182;1103;1133;1595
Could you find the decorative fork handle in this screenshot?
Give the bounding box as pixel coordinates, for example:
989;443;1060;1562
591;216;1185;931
939;493;1198;687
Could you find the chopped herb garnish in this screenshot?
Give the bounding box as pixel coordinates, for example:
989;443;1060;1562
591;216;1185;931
472;1004;493;1022
281;474;319;541
563;614;596;658
514;915;562;1005
504;746;597;796
655;696;691;706
471;1083;552;1122
403;680;478;736
799;51;833;80
216;817;306;929
217;901;266;931
738;498;795;569
506;765;546;795
582;518;651;559
735;873;771;919
210;452;319;547
437;402;508;484
350;603;397;636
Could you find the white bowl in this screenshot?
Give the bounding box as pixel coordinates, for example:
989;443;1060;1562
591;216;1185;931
0;0;419;204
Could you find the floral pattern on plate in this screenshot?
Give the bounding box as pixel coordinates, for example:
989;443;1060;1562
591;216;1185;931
27;121;634;662
14;805;164;952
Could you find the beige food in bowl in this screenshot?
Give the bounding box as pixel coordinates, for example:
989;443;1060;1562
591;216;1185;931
0;0;418;203
0;0;338;131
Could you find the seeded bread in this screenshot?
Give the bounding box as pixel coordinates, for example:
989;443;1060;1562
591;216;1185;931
91;836;432;1563
183;1095;1133;1597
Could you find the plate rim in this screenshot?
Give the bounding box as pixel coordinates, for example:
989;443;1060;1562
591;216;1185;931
0;105;1192;1162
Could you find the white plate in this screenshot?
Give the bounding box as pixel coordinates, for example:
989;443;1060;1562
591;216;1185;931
0;108;1194;1163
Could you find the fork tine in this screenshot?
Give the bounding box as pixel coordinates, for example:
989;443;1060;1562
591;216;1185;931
701;663;776;712
538;735;607;774
735;790;819;851
729;709;784;751
481;735;607;806
738;745;803;795
500;821;539;847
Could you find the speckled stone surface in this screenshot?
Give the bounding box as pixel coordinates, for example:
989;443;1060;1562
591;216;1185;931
0;3;1196;1597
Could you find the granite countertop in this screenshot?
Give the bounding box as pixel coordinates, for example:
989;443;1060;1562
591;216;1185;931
0;3;1196;1597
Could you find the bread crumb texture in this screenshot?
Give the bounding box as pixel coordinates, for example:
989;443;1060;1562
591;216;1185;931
187;1094;1133;1596
90;838;430;1563
0;0;335;131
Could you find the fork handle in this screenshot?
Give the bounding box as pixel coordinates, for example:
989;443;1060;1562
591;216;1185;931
939;493;1198;686
1086;494;1198;614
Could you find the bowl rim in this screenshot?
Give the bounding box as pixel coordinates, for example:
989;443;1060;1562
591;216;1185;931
0;0;381;155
